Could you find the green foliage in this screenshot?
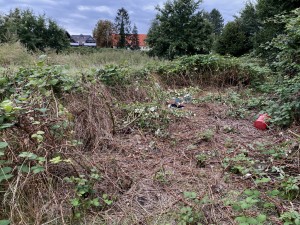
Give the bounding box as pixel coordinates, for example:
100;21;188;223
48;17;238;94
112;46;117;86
259;74;300;127
280;176;300;200
223;153;255;175
237;2;260;52
268;9;300;77
0;8;69;52
96;64;128;86
255;0;300;55
0;220;10;225
224;189;269;224
64;169;108;219
147;0;212;59
177;192;204;225
121;102;170;132
195;153;208;168
280;210;300;225
215;21;248;57
130;24;140;50
93;20;114;48
178;206;202;225
154;54;270;87
114;8;131;48
154;168;171;184
197;129;214;142
235;214;267;225
205;8;224;36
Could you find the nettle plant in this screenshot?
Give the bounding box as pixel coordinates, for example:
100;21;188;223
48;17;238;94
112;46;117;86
0;141;46;183
121;102;171;132
224;189;268;225
64;169;113;219
258;9;300;127
177;191;205;225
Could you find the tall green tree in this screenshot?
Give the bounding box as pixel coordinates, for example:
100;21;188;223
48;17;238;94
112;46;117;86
207;9;224;35
93;20;114;48
254;0;300;55
215;21;248;57
0;8;69;52
130;24;140;50
114;7;131;48
147;0;213;59
237;2;260;52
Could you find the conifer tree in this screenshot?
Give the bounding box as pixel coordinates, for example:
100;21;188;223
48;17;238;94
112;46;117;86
114;8;131;48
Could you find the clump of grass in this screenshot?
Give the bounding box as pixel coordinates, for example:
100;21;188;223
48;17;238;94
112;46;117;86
47;48;160;69
0;42;35;66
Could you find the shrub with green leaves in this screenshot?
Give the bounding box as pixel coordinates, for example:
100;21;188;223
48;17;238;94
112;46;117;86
154;54;270;87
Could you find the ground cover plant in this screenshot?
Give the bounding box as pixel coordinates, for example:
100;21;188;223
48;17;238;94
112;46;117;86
0;42;300;225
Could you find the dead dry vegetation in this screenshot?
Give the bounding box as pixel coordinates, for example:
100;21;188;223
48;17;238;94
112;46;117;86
1;51;300;225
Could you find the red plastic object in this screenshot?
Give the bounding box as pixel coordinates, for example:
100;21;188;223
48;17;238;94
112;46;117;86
254;114;271;130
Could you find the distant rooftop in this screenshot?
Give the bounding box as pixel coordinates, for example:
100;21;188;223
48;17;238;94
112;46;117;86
70;34;96;44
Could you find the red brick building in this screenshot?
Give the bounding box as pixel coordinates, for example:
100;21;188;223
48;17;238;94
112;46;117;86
112;34;149;50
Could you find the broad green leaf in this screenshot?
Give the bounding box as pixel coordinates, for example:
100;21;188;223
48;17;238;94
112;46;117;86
257;214;267;222
0;142;8;148
183;191;197;199
50;156;62;164
235;216;247;223
90;198;100;206
49;79;59;85
35;108;48;113
19;152;37;160
255;177;271;184
0;174;14;182
244;189;253;196
246;217;257;224
1;100;13;113
241;202;250;209
37;157;46;162
31;166;45;174
18;165;30;173
0;123;14;129
0;220;10;225
0;167;12;175
71;198;80;207
267;189;280;197
104;199;113;205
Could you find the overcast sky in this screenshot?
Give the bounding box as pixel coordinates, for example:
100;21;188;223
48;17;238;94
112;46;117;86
0;0;247;35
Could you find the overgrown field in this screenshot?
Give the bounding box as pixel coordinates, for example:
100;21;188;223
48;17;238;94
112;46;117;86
1;44;300;225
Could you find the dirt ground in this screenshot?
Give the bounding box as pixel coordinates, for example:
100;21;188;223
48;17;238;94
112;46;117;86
82;96;300;225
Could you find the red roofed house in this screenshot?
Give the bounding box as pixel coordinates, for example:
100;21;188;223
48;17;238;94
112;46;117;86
112;34;149;51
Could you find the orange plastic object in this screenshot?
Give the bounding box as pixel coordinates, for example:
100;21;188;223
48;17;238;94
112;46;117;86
254;114;270;130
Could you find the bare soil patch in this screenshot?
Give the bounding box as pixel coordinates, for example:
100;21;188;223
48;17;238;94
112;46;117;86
88;97;297;224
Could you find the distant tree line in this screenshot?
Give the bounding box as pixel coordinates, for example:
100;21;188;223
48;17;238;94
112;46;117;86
93;7;140;50
215;0;300;57
0;8;69;52
146;0;300;59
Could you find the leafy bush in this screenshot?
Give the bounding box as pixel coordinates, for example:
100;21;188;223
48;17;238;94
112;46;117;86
153;54;271;87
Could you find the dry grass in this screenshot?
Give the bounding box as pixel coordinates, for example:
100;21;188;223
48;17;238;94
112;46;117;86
1;85;300;224
46;48;159;69
0;42;35;66
0;45;298;224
